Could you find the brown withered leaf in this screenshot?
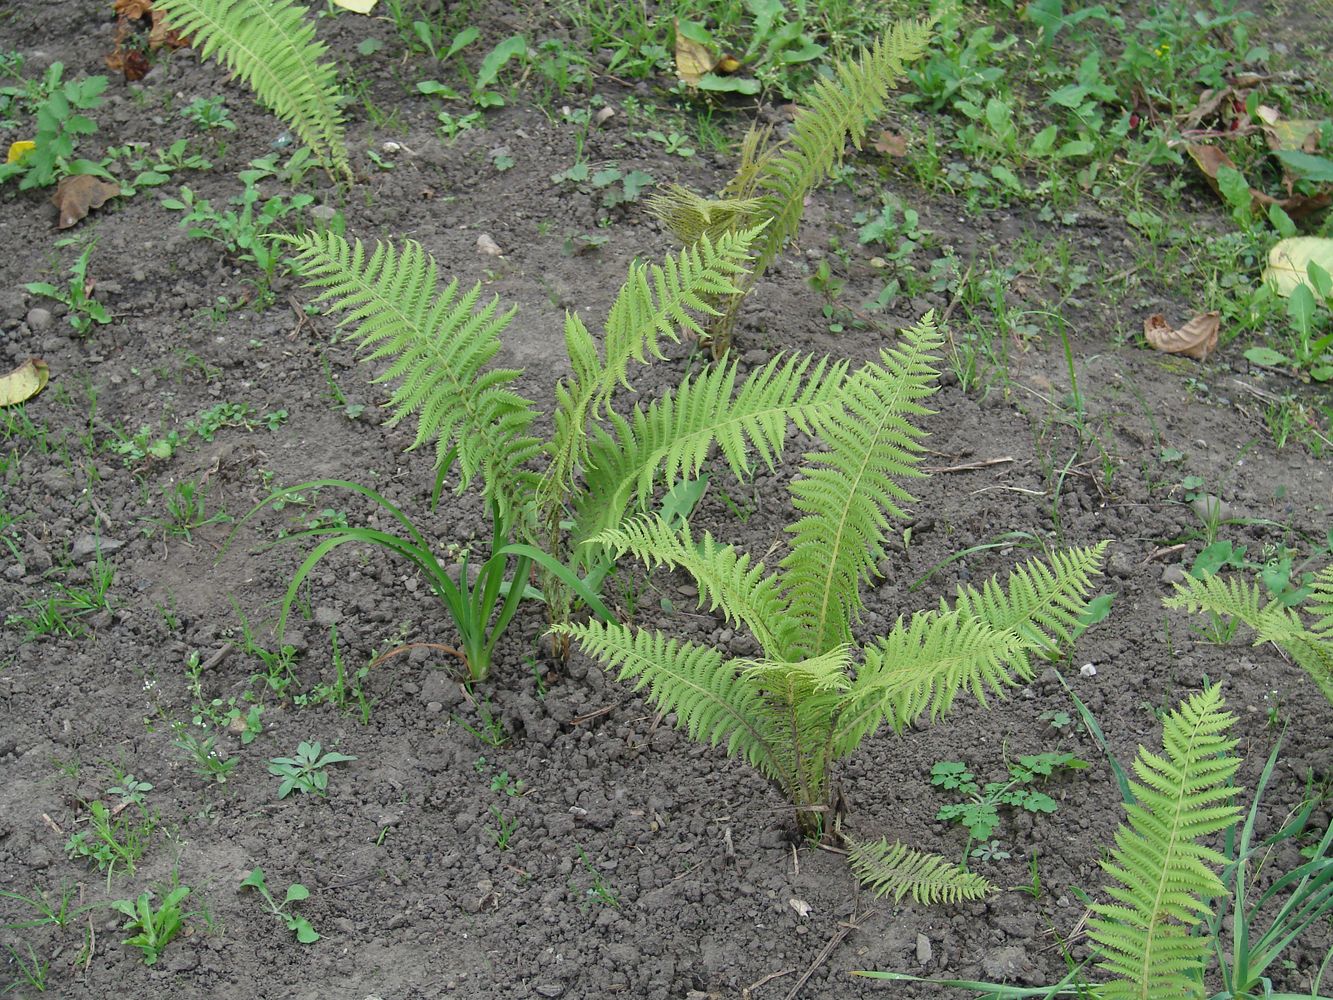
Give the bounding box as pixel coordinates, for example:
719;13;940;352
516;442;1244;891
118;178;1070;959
1185;143;1332;221
871;130;908;156
52;175;121;229
106;0;188;80
1144;311;1220;361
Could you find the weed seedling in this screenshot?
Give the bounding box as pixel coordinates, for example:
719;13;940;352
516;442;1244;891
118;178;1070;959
106;772;153;807
0;884;85;930
268;741;356;799
240;868;319;943
64;799;155;888
2;941;48;994
24;240;113;336
573;846;619;909
110;885;190;965
170;721;238;784
932;752;1088;864
487;806;519;850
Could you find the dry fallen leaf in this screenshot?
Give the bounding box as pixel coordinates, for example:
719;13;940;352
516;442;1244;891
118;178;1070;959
674;21;716;86
871;130;908;156
1185;143;1332;220
0;358;50;407
331;0;378;10
1144;311;1220;361
52;175;122;229
788;898;813;918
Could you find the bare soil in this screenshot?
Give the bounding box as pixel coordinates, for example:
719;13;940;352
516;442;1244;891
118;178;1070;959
1;3;1330;999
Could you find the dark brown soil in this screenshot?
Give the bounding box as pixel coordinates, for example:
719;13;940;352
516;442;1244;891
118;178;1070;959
1;3;1330;999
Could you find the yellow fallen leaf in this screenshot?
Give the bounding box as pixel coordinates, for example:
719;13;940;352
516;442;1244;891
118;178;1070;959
0;358;50;406
1144;312;1219;361
6;140;35;165
1262;237;1333;297
674;20;716;86
331;0;377;10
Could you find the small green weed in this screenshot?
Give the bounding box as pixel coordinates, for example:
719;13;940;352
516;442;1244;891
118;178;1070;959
240;868;319;943
268;740;357;799
64;799;156;888
931;752;1088;865
24;240;112;336
0;62;108;189
110;885;190;965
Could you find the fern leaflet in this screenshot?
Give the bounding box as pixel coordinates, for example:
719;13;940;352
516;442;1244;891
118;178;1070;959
1164;569;1333;704
781;319;941;657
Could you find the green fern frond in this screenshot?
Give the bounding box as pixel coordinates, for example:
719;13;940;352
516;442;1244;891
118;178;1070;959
540;231;758;508
1310;565;1333;633
831;543;1107;754
782;318;942;656
847;837;994;904
1086;685;1241;1000
1164;570;1333;704
156;0;348;179
951;542;1111;660
281;232;540;518
750;19;932;270
574;352;849;547
552;619;789;786
593;516;792;655
599;229;756;406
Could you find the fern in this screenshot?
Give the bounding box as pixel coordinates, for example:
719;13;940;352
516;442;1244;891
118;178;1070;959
281;232;541;520
1086;685;1241;1000
155;0;349;179
557;314;1110;843
847;837;994;904
648;19;932;354
1164;566;1333;704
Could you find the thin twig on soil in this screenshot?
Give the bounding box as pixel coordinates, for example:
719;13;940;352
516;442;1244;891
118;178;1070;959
924;456;1015;474
782;901;875;1000
743;967;795;998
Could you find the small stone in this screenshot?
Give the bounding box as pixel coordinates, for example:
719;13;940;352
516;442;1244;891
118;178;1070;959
1190;494;1231;523
534;986;565;998
1161;564;1187;586
425;701;444;714
311;204;338;224
70;534;124;563
594;106;615;126
26;307;52;330
1080;663;1097;677
476;233;502;256
916;933;932;965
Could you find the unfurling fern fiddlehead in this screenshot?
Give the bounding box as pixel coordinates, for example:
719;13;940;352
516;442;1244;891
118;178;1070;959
649;19;934;356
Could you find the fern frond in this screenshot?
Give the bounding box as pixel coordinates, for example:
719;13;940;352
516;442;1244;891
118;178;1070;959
539;230;758;508
553;619;789;786
782;319;942;657
156;0;348;179
282;232;540;518
599;229;756;407
750;19;932;270
1164;570;1333;704
951;542;1111;660
574;352;849;548
1086;685;1241;1000
830;543;1107;755
1310;564;1333;634
847;838;994;904
593;516;792;656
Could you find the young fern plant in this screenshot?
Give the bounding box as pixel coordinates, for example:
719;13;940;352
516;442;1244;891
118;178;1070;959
1164;565;1333;705
649;19;933;356
855;685;1248;998
154;0;350;181
553;318;1109;864
239;228;857;680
